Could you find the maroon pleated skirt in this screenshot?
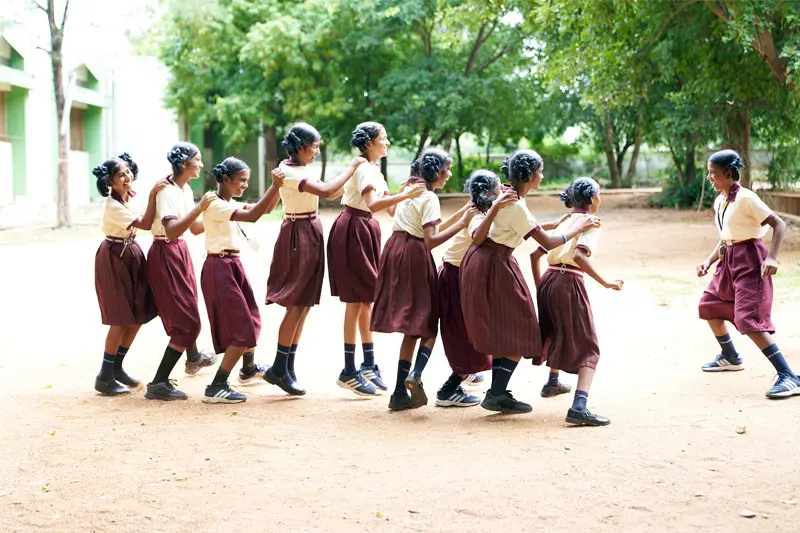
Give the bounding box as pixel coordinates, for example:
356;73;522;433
537;268;600;374
371;231;438;339
327;206;382;303
201;255;262;354
699;238;775;334
460;240;543;362
438;262;492;374
95;239;157;326
266;217;325;308
146;239;202;348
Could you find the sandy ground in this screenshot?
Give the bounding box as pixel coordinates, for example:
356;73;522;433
1;195;799;533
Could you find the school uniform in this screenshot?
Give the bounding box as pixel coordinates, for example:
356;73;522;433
460;195;543;362
327;162;388;302
95;190;157;325
698;183;776;333
438;212;492;375
537;210;601;374
200;196;261;354
265;161;325;308
370;179;440;339
147;178;202;348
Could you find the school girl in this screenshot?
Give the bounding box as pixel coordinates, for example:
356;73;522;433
92;153;164;395
197;157;283;402
144;142;217;401
371;147;479;411
697;149;799;398
460;149;600;414
264;123;366;395
530;178;621;426
327;122;425;396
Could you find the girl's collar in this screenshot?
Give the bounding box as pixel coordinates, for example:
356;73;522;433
724;182;741;202
408;176;435;192
572;207;589;214
282;158;303;167
110;189;135;205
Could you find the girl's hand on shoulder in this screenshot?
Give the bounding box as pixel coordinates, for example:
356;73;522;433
461;206;480;225
558;213;570;225
495;191;519;209
271;168;285;188
696;261;711;277
151;178;170;195
350;156;368;168
404;184;426;199
761;257;778;278
604;279;624;290
575;214;601;232
199;191;216;211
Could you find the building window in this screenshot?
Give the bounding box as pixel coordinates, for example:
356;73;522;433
70;107;85;151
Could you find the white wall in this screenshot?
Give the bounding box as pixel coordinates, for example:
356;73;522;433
0;141;12;206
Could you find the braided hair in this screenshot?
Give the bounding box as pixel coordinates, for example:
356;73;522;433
282;123;321;161
212;157;249;183
560;177;600;209
350;122;383;156
708;149;745;181
500;149;543;184
465;170;500;213
167;142;199;176
92;153;139;197
417;147;452;185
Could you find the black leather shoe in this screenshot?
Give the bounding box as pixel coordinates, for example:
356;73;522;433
115;369;141;388
264;368;306;396
481;390;532;414
95;377;131;396
404;371;428;408
144;380;188;401
565;408;611;426
388;392;413;411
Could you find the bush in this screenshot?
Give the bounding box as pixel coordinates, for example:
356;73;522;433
648;173;714;209
768;145;800;190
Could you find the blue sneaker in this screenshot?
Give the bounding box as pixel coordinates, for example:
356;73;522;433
202;382;246;404
238;363;266;385
361;364;388;391
435;387;480;407
702;353;743;372
337;370;377;396
461;373;485;386
766;373;800;399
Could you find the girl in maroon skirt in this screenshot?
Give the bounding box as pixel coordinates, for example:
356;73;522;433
265;123;366;396
328;122;425;397
199;157;283;403
696;149;799;399
531;178;622;426
461;149;600;414
435;170;518;408
371;147;479;411
145;143;217;401
93;153;165;396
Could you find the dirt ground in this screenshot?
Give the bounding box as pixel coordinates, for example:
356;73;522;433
1;195;799;533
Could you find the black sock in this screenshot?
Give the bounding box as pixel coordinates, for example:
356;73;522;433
572;390;589;411
492;358;500;382
395;360;412;394
763;344;797;378
99;352;116;381
363;342;375;367
186;344;200;364
716;334;739;360
114;346;129;374
547;370;560;386
153;346;183;384
344;343;357;374
489;358;518;396
242;350;255;372
412;346;432;376
288;344;298;377
212;368;230;386
440;372;464;395
273;344;290;376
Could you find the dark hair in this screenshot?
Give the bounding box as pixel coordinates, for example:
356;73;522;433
500;149;543;183
708;149;745;181
212;157;249;183
409;158;420;178
465;170;500;212
560;177;600;209
350;122;383;155
92;153;138;197
167;142;200;175
281;123;321;160
418;147;452;184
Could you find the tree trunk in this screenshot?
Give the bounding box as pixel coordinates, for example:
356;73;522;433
381;155;388;181
48;1;70;228
265;127;278;175
415;126;429;160
455;133;463;180
724;110;751;188
600;112;621;188
320;143;327;182
485;134;491;164
624;114;644;188
666;141;685;187
685;145;697;185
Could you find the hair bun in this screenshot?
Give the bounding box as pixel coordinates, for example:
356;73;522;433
350;128;370;148
730;156;744;170
168;147;188;166
92;164;108;179
118;152;133;164
212;162;229;179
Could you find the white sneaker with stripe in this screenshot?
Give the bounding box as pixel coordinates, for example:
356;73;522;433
336;370;377;396
766;373;800;399
202;382;247;403
701;353;743;372
435;387;480;407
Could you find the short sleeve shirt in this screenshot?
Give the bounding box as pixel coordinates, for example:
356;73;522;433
487;198;539;249
391;188;442;238
715;184;774;241
151;180;196;239
546;213;601;267
341;162;390;211
101;192;141;239
279;161;319;216
202;196;245;253
443;212;485;267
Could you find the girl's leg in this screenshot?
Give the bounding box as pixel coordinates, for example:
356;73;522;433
264;307;307;395
702;319;743;371
565;366;610;426
185;344;218;374
114;325;142;388
145;341;191;401
357;303;386;391
337;304;378;395
203;345;248;403
96;326;129;396
388;336;418;411
406;337;435;407
482;355;531;414
541;366;571;398
747;331;800;399
289;308;310;382
237;347;267;384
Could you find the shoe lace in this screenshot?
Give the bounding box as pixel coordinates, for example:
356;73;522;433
167;379;179;389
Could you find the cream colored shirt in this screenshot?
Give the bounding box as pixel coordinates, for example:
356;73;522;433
202;196;246;253
101;192;141;239
487;198;539;249
715;184;774;241
151;180;196;239
443;213;486;267
279;161;319;216
341;162;390;211
391;188;441;239
546;214;601;267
